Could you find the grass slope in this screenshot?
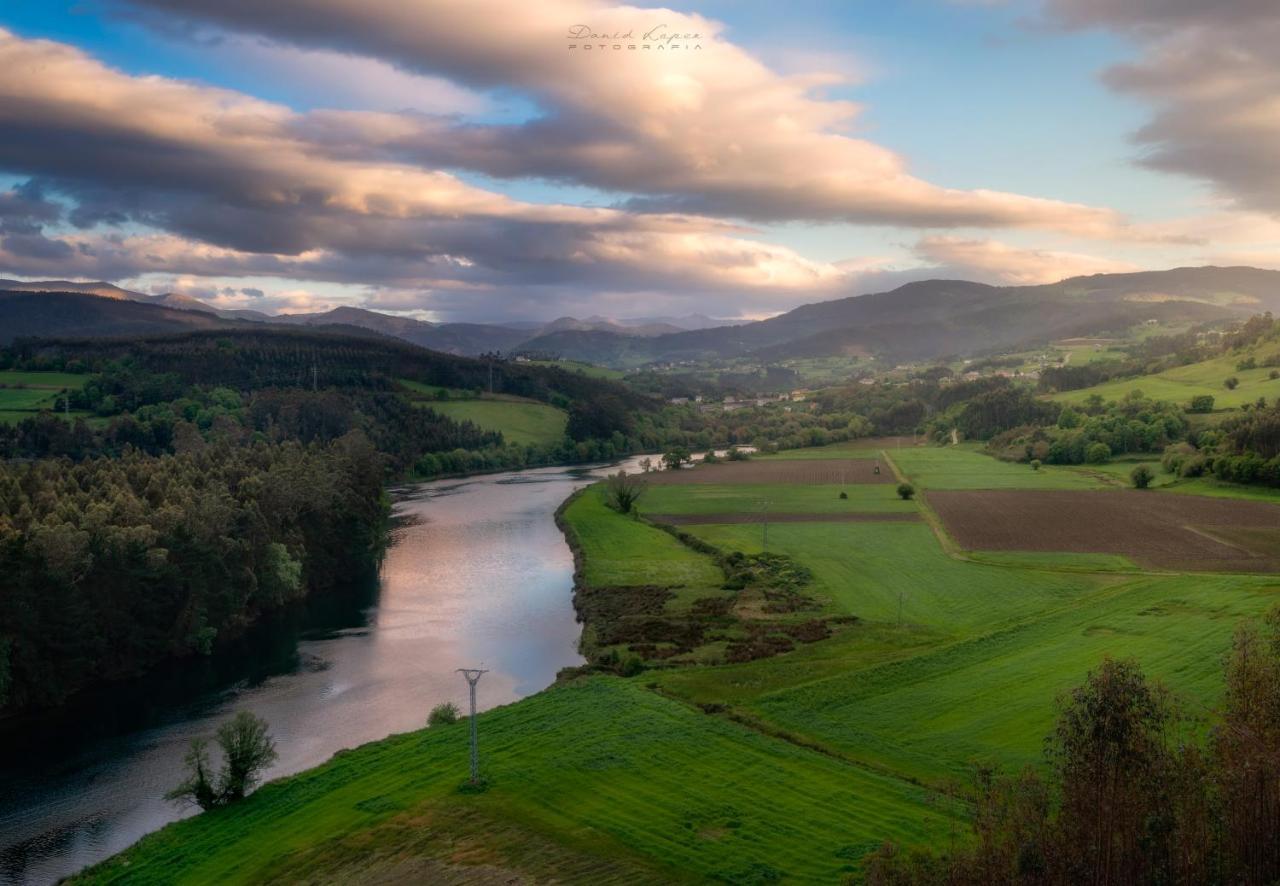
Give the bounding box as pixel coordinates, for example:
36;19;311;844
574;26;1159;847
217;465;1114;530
76;679;957;885
1051;350;1280;411
424;399;568;447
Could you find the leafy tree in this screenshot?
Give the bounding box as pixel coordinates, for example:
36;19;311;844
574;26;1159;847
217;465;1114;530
1130;464;1154;489
1085;441;1111;464
1030;459;1042;471
662;447;692;471
168;711;278;811
428;702;460;727
1189;394;1215;413
1225;376;1240;390
896;483;915;500
604;470;646;514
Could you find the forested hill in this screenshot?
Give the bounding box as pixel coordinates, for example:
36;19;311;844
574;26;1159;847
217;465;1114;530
0;328;655;714
10;326;650;414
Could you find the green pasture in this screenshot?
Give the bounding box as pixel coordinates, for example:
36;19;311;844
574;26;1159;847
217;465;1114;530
562;491;723;589
526;359;626;380
0;370;91;424
420;398;568;446
728;573;1279;784
684;521;1106;631
640;483;916;515
1051;350;1280;411
890;445;1106;489
74;678;958;885
762;439;915;459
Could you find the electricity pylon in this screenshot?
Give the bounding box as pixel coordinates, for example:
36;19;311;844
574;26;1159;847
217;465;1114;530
456;668;488;784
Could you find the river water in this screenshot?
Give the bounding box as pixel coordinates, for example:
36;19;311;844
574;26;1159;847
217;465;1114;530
0;457;644;886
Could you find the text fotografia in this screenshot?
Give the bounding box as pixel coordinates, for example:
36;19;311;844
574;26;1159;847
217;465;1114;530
566;24;702;50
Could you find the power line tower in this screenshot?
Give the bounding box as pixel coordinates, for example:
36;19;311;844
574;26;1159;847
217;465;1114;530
456;668;488;785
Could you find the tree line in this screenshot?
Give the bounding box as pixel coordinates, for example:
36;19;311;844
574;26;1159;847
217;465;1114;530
0;433;387;712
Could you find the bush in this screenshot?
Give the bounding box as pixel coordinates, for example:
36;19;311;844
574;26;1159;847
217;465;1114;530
428;702;461;727
1237;356;1257;371
1225;376;1240;390
1189;394;1215;413
1085;441;1111;464
1130;464;1154;489
1180;454;1208;478
838;491;848;499
167;711;278;811
1271;370;1279;380
896;483;915;500
1030;459;1042;471
604;469;645;514
726;447;751;461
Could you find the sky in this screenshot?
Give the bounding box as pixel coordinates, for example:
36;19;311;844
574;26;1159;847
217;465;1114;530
0;0;1277;322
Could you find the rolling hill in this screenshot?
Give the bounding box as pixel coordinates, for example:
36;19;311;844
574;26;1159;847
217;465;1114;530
521;267;1280;366
3;266;1278;364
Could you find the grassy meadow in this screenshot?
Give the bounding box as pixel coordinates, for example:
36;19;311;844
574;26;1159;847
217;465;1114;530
0;369;90;424
1051;349;1280;411
426;398;568;446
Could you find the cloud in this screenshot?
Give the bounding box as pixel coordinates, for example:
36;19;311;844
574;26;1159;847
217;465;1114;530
913;236;1139;284
115;0;1126;234
0;29;871;316
1047;0;1280;218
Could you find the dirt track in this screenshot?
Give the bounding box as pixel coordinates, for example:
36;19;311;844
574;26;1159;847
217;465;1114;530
648;512;922;525
645;458;893;485
928;489;1280;572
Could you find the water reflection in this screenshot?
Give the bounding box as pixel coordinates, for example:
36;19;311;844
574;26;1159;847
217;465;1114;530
0;457;642;885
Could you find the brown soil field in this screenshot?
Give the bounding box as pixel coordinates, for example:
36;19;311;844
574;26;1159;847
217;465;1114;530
645;459;894;485
928;490;1280;572
648;512;922;526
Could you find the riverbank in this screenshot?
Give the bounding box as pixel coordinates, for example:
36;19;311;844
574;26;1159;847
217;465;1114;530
2;463;626;885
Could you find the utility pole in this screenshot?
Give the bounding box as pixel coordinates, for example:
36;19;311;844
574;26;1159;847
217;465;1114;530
456;668;488;784
759;499;771;552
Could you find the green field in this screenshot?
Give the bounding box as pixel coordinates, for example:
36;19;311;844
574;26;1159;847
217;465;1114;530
890;444;1106;489
640;483;916;515
0;370;91;424
562;491;723;589
526;359;627;380
85;442;1280;881
76;678;957;885
761;438;911;459
1051;350;1280;411
419;398;568;446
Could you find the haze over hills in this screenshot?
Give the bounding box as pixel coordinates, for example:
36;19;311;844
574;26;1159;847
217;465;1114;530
2;266;1278;362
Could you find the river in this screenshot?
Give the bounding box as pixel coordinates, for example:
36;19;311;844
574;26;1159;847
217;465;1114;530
0;457;645;886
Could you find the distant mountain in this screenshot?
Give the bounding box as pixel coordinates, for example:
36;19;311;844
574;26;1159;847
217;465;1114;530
5;266;1277;364
275;306;531;356
524;267;1280;366
0;278;154;302
0;291;234;344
